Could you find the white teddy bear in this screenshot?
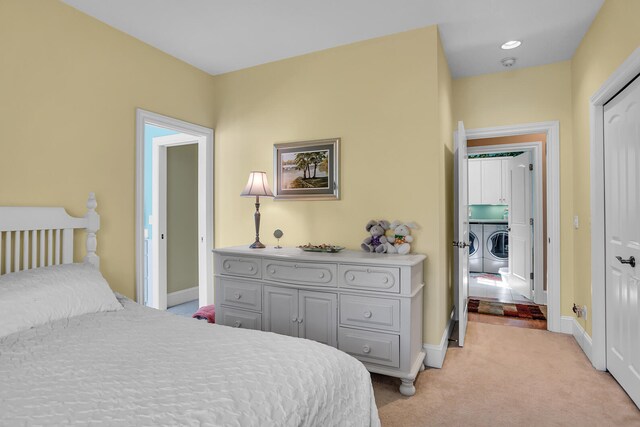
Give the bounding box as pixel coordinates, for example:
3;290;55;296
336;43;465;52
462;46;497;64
386;221;418;255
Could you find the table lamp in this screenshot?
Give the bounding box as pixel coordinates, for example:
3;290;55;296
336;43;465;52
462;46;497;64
240;171;274;248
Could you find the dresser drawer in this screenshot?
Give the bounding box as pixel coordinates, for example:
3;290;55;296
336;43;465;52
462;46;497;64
338;327;400;368
339;265;400;293
218;278;262;311
217;307;262;331
219;255;261;279
263;259;336;286
340;294;400;332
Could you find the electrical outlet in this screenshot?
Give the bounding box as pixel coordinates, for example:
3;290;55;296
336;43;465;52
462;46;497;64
583;305;588;321
574;215;579;229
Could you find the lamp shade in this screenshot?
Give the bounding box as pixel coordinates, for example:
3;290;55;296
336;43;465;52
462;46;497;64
240;171;274;197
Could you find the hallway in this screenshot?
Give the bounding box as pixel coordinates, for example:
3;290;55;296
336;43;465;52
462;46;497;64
373;320;640;426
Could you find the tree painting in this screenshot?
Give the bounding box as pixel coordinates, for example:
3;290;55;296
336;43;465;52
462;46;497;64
281;149;330;189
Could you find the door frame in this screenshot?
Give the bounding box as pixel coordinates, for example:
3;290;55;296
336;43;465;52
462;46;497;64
590;47;640;371
468;143;544;305
135;109;214;308
456;121;560;332
152;133;206;310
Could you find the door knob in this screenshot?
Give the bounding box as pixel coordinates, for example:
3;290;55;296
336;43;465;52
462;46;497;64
616;256;636;267
292;317;298;322
297;318;303;323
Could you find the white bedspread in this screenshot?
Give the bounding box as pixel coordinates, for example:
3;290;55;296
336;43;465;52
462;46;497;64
0;296;380;426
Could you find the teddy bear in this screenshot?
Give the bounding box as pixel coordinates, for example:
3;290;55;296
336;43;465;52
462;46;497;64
386;221;418;255
361;220;392;253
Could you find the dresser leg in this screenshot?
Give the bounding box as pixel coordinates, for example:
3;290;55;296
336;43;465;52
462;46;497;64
399;378;416;396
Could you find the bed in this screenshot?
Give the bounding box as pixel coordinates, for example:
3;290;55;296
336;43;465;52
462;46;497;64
0;194;380;426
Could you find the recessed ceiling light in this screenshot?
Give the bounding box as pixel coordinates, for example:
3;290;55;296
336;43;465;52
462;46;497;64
501;40;522;50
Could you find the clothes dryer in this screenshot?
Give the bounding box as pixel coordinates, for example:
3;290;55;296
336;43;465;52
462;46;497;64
469;223;483;273
483;224;509;274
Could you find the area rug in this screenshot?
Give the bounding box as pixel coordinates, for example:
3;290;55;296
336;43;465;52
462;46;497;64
468;298;547;320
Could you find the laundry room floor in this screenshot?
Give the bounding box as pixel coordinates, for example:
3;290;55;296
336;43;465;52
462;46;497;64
469;273;531;303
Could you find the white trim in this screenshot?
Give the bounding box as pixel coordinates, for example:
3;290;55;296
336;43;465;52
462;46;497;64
135;109;215;310
468;142;545;305
461;121;561;333
590;47;640;372
423;308;455;368
561;316;593;363
560;315;575;335
167;286;199;308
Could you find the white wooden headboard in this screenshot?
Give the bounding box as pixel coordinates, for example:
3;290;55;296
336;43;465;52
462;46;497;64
0;193;100;276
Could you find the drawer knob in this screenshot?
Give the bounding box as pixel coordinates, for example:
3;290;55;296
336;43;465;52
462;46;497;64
292;317;298;323
223;262;231;270
383;277;389;284
233;292;241;299
233;320;242;328
347;274;355;281
269;268;276;274
294;264;299;268
248;266;254;272
362;345;371;354
319;272;325;278
366;268;371;273
363;310;372;319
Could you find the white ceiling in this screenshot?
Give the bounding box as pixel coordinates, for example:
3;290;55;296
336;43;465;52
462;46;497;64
62;0;604;78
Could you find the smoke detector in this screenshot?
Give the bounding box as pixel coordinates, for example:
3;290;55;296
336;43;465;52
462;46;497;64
501;57;517;68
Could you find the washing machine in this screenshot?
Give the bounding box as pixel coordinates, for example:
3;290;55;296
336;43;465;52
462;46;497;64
483;224;509;274
469;223;483;273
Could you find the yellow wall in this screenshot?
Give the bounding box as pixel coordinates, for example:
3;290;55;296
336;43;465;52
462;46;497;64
212;26;453;345
571;0;640;335
0;0;215;297
167;144;199;294
437;31;455;336
453;61;575;316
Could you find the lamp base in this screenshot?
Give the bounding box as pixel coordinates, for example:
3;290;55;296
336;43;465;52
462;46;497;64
249;240;266;249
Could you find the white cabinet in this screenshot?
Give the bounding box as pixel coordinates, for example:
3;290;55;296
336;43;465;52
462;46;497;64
264;285;337;347
468;159;483;205
213;246;426;396
469;158;510;205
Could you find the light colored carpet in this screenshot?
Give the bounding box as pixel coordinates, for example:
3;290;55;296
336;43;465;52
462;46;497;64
373;321;640;426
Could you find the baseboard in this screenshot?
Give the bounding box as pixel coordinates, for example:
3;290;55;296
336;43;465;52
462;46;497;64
423;308;455;369
167;286;199;307
561;315;593;363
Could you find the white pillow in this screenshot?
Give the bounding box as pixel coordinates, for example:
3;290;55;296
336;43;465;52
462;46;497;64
0;263;122;338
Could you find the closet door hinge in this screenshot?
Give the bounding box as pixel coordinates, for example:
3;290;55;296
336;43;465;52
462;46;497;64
530;272;534;280
529;163;533;171
530;218;534;226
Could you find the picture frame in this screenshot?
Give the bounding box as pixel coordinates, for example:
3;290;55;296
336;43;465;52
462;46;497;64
273;138;340;200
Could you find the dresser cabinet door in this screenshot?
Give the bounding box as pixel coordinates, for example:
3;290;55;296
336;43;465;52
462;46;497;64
298;290;337;347
264;286;299;338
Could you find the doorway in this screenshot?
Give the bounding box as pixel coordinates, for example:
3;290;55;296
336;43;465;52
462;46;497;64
135;109;214;310
454;121;561;346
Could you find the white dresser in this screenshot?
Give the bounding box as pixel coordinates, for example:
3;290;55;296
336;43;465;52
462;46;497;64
213;246;426;396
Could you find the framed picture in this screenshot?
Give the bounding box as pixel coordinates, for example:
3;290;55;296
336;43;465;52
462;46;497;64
273;138;340;200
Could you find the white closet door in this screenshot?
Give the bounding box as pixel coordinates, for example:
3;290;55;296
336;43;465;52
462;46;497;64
604;74;640;408
453;121;470;346
508;151;532;300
